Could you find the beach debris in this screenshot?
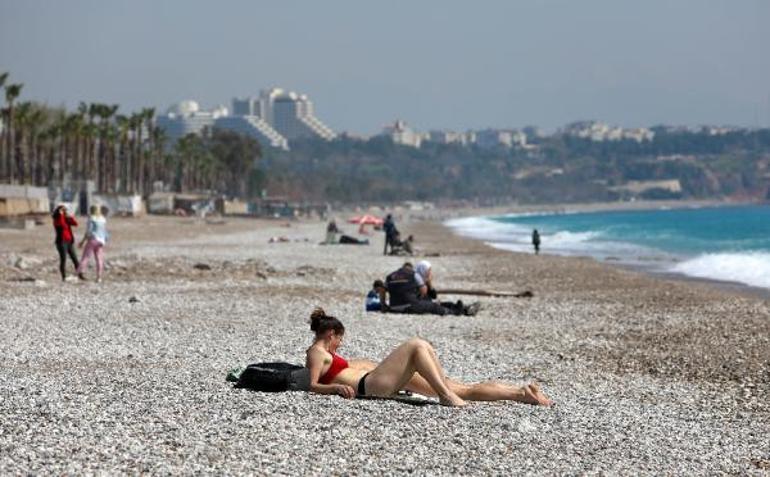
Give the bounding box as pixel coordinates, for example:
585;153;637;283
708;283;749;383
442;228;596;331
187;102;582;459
128;296;140;303
295;265;335;277
9;276;46;286
438;288;534;298
109;259;128;270
753;459;770;470
193;263;212;271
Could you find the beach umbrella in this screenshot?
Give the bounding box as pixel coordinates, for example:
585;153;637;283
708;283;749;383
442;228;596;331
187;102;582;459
348;214;384;226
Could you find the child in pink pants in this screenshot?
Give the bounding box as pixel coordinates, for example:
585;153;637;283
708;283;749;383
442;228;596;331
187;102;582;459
77;205;109;282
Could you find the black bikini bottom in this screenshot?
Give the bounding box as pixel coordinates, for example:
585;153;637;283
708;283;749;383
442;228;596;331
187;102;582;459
357;372;370;397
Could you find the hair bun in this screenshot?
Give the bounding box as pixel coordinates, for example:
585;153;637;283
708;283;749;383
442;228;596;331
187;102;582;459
309;307;326;332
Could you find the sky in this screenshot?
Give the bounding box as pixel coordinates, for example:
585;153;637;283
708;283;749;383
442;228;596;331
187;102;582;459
2;0;769;134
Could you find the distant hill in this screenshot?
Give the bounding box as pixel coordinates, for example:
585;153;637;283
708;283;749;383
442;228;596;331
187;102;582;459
260;128;770;204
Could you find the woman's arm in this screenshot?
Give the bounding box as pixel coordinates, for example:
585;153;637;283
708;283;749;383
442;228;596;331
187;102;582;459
306;348;355;398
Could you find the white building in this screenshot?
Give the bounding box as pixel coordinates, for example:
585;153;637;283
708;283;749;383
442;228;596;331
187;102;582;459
232;88;336;142
213;115;289;150
562;121;654;142
156;100;227;144
382;120;424;148
158;88;335;150
475;129;517;149
427;130;475;146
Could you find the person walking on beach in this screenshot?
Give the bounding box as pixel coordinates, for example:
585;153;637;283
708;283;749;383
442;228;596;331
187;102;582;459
383;214;398;255
532;229;541;255
77;205;109;283
305;307;552;406
52;204;83;281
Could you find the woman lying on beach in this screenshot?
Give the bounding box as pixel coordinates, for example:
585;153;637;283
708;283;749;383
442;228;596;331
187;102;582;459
306;308;552;407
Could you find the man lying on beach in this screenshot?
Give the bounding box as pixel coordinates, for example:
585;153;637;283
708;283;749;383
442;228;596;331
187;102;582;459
306;307;552;406
383;261;481;316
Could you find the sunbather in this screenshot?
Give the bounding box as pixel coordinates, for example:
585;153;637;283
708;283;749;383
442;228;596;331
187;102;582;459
305;307;552;407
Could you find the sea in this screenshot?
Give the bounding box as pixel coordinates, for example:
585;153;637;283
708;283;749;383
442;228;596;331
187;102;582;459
446;204;770;291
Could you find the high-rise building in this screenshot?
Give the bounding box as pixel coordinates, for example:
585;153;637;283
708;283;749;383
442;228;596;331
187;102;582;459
155;100;227;145
158;88;335;150
232;88;336;141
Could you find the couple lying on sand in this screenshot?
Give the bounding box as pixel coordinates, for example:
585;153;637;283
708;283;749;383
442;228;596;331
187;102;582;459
306;307;552;407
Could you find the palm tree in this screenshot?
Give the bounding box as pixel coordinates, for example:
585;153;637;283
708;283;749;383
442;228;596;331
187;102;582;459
0;72;8;180
27;105;48;185
95;103;118;191
4;83;24;183
115;114;131;193
141;107;155;194
128;112;143;193
151;126;167;190
14;102;32;184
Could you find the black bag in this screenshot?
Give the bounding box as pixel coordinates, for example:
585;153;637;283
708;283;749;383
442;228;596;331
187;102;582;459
234;362;311;392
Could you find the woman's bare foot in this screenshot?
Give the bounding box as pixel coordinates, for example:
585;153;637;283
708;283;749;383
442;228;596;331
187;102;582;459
521;382;553;406
439;393;468;407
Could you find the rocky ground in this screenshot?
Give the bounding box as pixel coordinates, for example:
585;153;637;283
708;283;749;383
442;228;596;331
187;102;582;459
0;214;768;474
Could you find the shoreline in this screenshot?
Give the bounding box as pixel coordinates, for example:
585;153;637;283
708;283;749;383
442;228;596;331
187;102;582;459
430;199;770;300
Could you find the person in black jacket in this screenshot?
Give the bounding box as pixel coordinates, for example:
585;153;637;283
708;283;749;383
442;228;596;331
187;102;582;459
382;214;398;255
385;262;480;316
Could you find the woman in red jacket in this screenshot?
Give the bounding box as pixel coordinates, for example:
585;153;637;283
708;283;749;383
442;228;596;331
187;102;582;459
52;204;83;281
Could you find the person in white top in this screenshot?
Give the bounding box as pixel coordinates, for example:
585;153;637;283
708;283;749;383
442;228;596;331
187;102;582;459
77;205;109;283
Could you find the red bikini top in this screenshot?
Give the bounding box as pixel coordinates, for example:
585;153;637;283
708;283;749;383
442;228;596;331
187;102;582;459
319;352;349;384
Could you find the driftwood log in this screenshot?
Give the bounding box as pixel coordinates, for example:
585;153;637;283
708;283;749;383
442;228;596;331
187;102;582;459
437;288;534;298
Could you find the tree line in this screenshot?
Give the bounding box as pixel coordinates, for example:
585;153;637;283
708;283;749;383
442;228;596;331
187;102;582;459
263;128;770;204
0;72;262;198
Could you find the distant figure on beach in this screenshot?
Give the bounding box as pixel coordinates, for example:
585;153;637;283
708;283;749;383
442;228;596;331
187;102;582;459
388;232;415;256
365;279;388;311
325;219;340;244
305;307;552;406
532;229;541;255
323;219;369;245
77;205;109;283
52;204;83;281
385;261;480;316
383;214;398;255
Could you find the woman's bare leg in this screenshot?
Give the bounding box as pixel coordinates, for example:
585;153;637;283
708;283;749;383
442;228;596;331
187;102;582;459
349;358;552;406
404;376;552;406
364;338;466;407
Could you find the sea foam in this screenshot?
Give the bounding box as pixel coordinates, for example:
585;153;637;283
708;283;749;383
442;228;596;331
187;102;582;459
670;252;770;289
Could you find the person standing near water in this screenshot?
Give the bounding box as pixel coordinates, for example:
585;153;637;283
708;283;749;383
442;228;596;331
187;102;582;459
77;205;109;283
532;229;541;255
52;204;83;281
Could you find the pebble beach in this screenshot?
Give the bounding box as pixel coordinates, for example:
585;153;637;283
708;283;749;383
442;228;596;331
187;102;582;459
1;213;768;474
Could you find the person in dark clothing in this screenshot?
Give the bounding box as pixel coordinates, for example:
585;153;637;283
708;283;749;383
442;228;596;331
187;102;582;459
382;214;398;255
532;229;541;255
52;204;84;281
384;262;479;316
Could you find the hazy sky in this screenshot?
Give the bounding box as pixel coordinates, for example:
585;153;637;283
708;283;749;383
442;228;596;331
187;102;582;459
2;0;769;134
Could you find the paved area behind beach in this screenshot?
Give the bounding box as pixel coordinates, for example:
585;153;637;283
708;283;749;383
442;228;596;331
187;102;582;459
1;215;768;474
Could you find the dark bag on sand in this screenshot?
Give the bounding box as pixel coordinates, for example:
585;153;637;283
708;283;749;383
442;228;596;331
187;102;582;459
235;362;311;392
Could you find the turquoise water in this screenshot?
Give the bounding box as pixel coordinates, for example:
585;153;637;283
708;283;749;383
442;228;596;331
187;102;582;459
446;205;770;289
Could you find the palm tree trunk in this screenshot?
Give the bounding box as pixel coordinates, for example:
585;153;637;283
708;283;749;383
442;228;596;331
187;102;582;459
7;110;16;183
